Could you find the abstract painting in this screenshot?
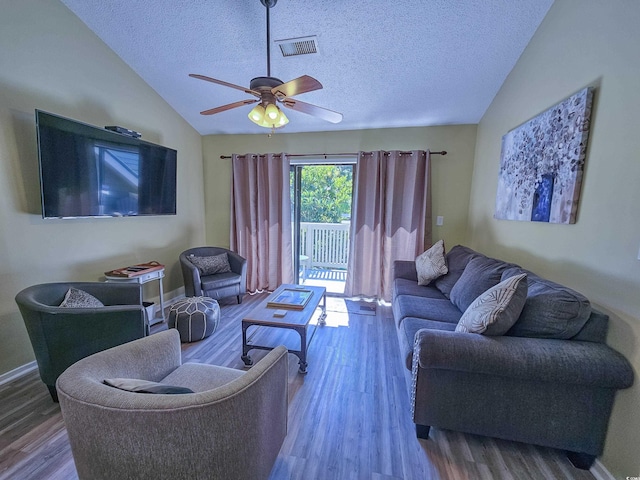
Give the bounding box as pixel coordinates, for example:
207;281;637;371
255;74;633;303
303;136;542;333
495;87;594;224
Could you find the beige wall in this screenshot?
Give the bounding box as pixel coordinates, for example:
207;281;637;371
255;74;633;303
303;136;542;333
468;0;640;476
202;125;477;251
0;0;206;375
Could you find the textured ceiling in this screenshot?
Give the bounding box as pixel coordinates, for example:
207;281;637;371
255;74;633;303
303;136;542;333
59;0;554;135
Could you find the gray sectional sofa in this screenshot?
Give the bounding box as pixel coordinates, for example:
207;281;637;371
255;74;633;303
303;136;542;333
392;245;634;469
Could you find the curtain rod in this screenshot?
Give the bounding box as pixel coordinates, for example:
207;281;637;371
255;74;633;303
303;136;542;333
219;150;447;159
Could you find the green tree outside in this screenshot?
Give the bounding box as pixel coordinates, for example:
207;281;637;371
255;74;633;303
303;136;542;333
293;165;353;223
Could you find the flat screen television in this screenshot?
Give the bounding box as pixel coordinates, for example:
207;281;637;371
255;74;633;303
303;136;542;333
36;110;177;219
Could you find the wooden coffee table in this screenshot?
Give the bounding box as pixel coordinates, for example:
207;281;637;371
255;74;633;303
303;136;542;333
241;284;326;374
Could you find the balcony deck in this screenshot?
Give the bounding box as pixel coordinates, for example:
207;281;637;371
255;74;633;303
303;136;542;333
299;268;346;295
298;222;349;294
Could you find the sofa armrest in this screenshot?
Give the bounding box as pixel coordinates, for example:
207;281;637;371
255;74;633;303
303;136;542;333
180;254;202;297
393;260;418;282
57;330;183;399
413;329;634;389
227;251;247;292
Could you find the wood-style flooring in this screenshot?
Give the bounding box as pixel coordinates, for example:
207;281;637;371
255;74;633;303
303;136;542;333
0;294;596;480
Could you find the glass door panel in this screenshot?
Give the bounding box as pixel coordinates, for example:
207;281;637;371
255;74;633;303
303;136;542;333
290;164;354;294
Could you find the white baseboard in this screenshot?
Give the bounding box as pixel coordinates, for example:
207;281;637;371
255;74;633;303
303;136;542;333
590;459;615;480
0;361;37;386
146;288;185;312
163;290;185;306
147;290;185;326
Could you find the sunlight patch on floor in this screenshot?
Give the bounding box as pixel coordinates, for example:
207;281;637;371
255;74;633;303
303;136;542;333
310;296;350;327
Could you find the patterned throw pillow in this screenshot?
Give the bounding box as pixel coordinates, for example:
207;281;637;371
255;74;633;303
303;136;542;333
189;253;231;276
103;378;194;394
59;288;104;308
415;240;448;286
455;273;528;335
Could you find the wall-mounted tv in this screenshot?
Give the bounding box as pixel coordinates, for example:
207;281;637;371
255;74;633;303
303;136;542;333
36;110;177;219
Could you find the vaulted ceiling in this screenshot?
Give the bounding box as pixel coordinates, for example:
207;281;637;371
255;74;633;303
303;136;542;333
60;0;554;135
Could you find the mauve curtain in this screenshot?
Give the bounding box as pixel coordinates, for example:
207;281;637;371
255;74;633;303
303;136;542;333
230;153;293;292
344;150;431;301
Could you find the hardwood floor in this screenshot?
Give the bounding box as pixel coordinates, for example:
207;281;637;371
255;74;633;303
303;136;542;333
0;294;595;480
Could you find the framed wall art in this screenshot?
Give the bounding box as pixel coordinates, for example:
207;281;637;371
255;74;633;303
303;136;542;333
494;87;594;224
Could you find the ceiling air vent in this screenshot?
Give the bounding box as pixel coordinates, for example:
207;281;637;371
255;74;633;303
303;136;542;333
275;36;318;57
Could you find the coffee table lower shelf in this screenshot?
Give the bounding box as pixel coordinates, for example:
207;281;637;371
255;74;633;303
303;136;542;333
241;284;326;374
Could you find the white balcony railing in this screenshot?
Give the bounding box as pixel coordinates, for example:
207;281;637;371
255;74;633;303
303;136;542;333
299;222;350;270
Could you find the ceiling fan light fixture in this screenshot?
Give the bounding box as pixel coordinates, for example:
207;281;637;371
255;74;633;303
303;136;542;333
190;0;342;129
265;103;279;120
248;104;266;124
250;102;287;129
259;115;277;129
277;109;289;126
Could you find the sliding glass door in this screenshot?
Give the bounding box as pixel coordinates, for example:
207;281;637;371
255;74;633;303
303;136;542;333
290;162;354;294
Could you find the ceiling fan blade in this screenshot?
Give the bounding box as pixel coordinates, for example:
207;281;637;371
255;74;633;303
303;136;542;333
189;74;261;98
272;75;323;98
200;99;259;116
281;98;343;124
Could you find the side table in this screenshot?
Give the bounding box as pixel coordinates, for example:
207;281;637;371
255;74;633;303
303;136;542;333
105;268;165;325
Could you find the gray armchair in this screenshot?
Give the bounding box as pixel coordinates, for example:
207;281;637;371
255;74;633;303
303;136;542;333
180;247;247;303
56;329;288;480
15;282;146;402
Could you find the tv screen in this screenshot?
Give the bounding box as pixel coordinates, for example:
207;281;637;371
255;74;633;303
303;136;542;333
36;110;177;219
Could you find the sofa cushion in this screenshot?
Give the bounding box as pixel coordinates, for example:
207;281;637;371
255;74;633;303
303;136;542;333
201;271;241;290
393;278;447;300
415;240;448;286
161;363;244;392
449;256;508;312
503;267;592;339
455;273;528;335
393;260;418;283
433;245;479;298
571;310;608;343
397;317;457;369
393;294;462;328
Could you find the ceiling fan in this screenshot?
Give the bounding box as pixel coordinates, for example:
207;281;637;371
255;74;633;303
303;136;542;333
189;0;342;130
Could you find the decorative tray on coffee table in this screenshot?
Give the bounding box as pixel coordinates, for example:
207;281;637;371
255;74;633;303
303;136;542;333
266;288;314;310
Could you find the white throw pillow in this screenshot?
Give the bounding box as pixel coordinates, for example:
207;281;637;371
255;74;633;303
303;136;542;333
455;273;528;335
415;240;448;286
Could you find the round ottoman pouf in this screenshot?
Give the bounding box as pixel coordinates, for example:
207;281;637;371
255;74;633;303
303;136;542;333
168;296;220;342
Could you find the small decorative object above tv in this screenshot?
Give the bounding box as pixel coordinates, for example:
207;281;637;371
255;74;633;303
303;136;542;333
494;87;594;224
104;125;142;138
36;110;177;219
